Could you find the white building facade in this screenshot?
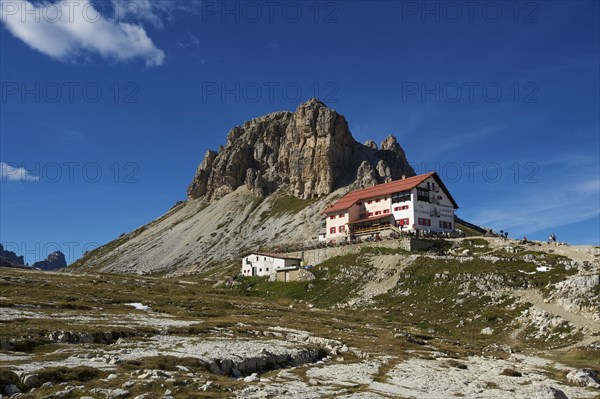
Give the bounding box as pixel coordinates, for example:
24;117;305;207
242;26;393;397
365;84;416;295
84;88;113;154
241;253;302;277
323;172;458;241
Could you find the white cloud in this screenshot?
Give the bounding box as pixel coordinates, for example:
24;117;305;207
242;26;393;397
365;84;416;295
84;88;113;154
112;0;201;28
176;31;199;49
0;162;39;182
0;0;165;66
112;0;165;28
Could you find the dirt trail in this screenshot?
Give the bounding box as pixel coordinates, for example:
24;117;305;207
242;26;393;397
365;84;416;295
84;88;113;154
477;236;599;264
515;289;600;348
344;254;417;307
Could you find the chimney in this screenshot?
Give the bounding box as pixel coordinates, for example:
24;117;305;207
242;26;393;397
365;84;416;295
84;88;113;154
401;174;406;180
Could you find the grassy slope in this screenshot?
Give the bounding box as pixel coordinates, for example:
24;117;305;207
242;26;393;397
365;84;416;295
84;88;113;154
230;239;587;349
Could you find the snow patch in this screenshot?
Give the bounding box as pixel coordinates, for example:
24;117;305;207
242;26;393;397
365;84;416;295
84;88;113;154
126;303;150;311
519;270;536;275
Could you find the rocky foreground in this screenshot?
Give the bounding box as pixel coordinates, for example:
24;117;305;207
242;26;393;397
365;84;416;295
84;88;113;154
1;237;599;398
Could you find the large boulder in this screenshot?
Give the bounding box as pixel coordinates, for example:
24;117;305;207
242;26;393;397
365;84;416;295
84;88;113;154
566;368;600;388
3;384;21;397
530;386;568;399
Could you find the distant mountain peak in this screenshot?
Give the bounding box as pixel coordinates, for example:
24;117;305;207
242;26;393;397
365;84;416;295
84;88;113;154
32;250;67;271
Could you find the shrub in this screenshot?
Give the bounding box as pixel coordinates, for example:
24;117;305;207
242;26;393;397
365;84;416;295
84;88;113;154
500;368;522;377
447;359;468;369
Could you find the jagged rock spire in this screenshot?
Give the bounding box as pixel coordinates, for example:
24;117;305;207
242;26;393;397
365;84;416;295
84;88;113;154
187;100;414;201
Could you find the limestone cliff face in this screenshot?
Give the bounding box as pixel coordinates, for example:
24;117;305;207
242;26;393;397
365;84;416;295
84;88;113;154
187;99;415;201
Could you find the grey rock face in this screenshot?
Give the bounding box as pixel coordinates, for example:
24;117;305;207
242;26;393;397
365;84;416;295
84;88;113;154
21;373;39;388
551;274;600;320
364;140;378;150
2;384;20;396
208;346;324;377
530;386;568;399
32;251;67;271
187;99;414;201
355;160;379;189
0;243;25;266
376;160;392;182
566;368;600;388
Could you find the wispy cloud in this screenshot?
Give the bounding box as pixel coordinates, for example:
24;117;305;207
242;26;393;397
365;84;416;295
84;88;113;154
0;162;39;182
466;155;600;238
422;125;503;159
0;0;165;66
176;31;200;48
114;0;201;29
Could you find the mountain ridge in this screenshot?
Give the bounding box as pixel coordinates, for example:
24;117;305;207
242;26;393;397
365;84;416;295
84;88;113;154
70;100;424;275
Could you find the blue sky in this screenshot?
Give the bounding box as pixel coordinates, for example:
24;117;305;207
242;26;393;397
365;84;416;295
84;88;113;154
1;0;599;264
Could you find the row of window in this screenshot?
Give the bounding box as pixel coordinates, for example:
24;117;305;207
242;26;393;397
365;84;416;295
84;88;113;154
397;218;410;226
417;218;432;226
359;209;391;218
392;190;411;203
329;225;346;234
365;197;387;205
246;256;274;263
416;188;430;202
243;267;269;273
332;204;410;220
359;192;414;206
439;221;453;229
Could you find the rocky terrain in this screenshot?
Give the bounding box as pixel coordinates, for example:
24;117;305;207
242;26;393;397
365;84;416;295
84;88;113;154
1;237;599;398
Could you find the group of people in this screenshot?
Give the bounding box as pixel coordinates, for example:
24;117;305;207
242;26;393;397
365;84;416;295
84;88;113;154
519;233;557;245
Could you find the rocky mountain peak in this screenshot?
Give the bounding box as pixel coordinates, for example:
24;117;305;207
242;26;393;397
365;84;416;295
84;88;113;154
0;243;25;267
381;135;399;151
187;99;415;201
299;98;328;108
32;250;67;271
364;140;378;150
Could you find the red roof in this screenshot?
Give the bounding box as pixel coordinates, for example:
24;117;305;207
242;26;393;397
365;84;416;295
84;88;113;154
323;172;458;214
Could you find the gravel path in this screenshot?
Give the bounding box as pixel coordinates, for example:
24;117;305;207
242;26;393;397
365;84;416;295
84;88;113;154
515;289;600;348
